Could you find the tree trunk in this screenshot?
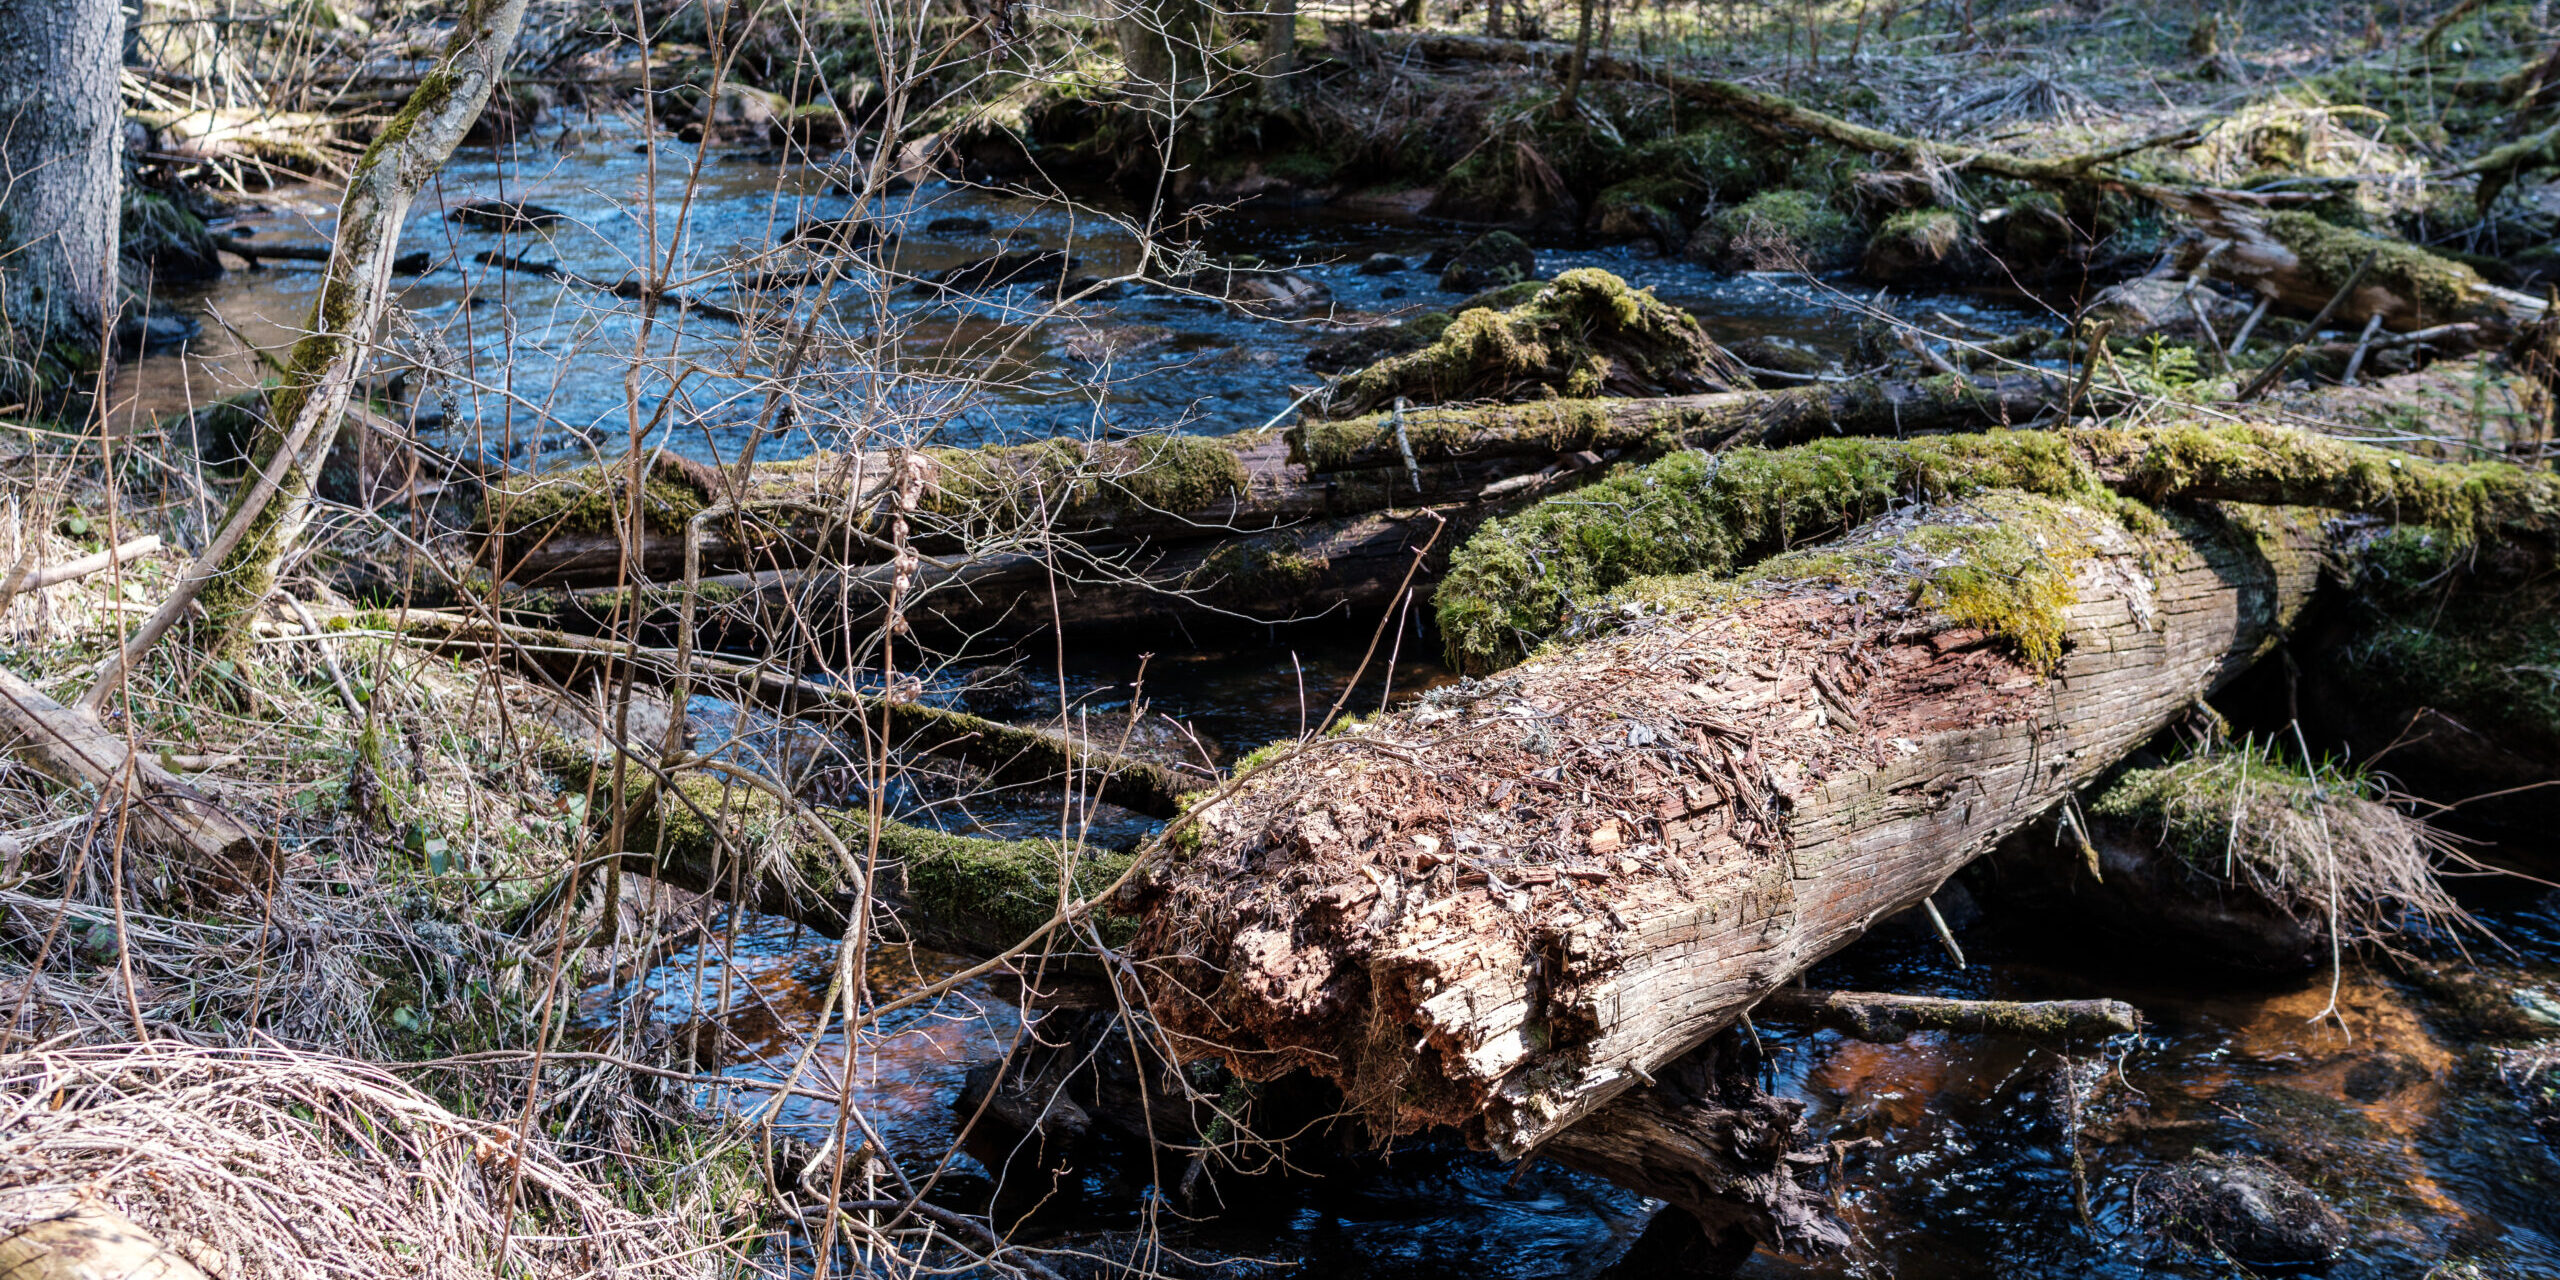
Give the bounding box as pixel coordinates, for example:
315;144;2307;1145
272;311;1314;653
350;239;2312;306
0;0;123;407
1261;0;1296;80
1125;487;2333;1161
1559;0;1596;116
186;0;530;661
1116;0;1213;103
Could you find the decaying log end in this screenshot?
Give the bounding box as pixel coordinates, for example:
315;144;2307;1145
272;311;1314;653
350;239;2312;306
1127;482;2330;1167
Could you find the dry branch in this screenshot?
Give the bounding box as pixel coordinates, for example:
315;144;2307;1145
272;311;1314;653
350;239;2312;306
1755;989;2141;1042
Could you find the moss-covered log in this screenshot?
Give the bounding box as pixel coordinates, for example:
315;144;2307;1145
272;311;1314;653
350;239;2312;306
177;0;531;663
1126;486;2331;1173
2160;198;2548;336
524;708;1133;956
487;375;2069;590
1324;269;1752;417
1381;32;2199;186
1291;373;2061;474
1437;419;2560;672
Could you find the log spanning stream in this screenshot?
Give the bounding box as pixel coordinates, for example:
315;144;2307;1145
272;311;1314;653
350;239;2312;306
128;121;2560;1276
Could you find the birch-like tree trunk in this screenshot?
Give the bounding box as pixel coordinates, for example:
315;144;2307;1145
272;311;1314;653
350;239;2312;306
0;0;123;407
180;0;530;660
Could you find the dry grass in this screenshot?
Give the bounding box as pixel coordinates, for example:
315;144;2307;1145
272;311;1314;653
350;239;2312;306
0;1042;733;1280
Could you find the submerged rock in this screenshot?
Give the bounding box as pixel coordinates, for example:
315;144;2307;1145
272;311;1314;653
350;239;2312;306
2147;1152;2347;1266
1437;230;1536;292
1357;252;1407;275
923;215;993;238
1689;189;1861;272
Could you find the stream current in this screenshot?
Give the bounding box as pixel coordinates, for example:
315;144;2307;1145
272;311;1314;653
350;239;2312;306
133;122;2560;1279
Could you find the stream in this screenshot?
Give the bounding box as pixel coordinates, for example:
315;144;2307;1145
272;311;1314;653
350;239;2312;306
138;120;2560;1277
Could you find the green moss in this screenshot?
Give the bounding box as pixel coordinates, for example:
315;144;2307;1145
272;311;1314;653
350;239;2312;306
892;821;1135;947
1625;123;1770;201
1592;489;2106;671
1700;188;1861;271
2093;747;2358;877
1188;537;1327;597
1436;429;2095;671
1864;206;1973;277
1329;268;1740;416
487;462;711;539
2265;211;2486;322
926;432;1248;521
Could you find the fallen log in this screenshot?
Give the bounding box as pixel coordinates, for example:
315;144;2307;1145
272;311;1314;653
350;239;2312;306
0;665;262;874
0;1197;211;1280
1379;32;2201;186
515;696;1136;959
1436;419;2560;671
483;375;2062;589
2160;200;2549;337
0;536;160;599
1753;989;2141;1043
1127;478;2336;1172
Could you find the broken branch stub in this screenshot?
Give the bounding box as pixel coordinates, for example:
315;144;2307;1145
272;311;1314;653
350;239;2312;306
1126;488;2331;1162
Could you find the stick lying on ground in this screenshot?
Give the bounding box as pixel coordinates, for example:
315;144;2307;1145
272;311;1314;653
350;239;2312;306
1755;990;2142;1043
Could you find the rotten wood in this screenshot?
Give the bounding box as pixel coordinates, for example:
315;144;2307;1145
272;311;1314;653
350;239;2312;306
1125;491;2333;1170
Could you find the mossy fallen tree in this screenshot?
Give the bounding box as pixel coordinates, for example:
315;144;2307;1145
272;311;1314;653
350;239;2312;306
485;374;2068;592
523;709;1134;957
1290;372;2061;474
2160;199;2549;337
1323;268;1753;417
1124;483;2335;1246
1380;32;2202;186
1436;419;2560;672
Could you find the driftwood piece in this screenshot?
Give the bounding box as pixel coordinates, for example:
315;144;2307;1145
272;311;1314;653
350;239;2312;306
1754;989;2141;1042
0;666;261;873
1126;487;2332;1167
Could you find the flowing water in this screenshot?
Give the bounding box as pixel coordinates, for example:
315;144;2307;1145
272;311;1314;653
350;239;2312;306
140;121;2560;1277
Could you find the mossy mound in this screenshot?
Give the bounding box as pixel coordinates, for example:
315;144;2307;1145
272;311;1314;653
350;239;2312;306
1438;230;1537;292
1588;177;1691;249
485;454;719;542
1326;268;1750;417
1690;189;1862;272
2092;742;2461;942
120;187;223;285
1862;206;1984;282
